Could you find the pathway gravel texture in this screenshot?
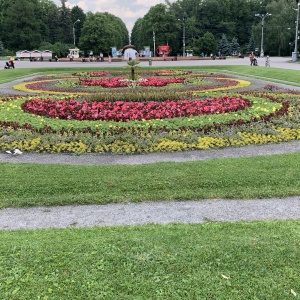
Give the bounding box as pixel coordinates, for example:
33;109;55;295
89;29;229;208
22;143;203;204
1;198;300;230
1;140;300;230
1;60;300;230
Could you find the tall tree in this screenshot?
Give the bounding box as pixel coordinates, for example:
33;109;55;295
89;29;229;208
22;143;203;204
131;18;144;50
1;0;42;50
59;0;72;44
200;31;217;56
247;35;255;53
262;0;296;55
219;34;230;55
38;0;61;44
79;12;129;55
71;6;86;46
231;37;240;55
138;4;180;55
0;40;4;55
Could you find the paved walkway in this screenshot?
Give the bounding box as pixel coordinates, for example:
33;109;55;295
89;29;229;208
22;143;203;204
1;59;300;230
6;56;300;70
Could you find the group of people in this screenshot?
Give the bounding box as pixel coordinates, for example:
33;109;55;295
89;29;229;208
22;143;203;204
4;56;15;69
249;52;258;66
249;52;270;67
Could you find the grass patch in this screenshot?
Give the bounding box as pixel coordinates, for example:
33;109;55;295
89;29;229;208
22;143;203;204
202;65;300;86
1;221;300;299
2;152;300;209
0;67;123;84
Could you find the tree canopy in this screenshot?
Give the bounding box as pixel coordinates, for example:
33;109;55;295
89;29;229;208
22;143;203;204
0;0;297;57
0;0;128;56
79;12;128;55
132;0;297;56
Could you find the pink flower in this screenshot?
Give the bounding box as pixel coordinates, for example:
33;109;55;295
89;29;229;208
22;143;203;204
21;96;252;122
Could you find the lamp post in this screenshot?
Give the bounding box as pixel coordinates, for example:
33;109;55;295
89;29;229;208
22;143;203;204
178;14;186;56
292;1;300;61
255;13;271;58
153;31;156;57
73;19;80;46
287;27;293;56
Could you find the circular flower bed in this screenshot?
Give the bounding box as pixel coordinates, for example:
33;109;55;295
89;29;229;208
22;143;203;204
1;69;299;154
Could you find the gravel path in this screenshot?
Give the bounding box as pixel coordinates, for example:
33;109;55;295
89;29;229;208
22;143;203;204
1;140;300;230
1;197;300;230
1;63;300;230
1;140;300;165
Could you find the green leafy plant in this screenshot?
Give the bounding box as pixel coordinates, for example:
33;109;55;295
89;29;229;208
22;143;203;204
125;59;140;80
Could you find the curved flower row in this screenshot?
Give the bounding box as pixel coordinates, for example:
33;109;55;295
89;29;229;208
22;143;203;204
21;96;251;122
80;77;185;88
153;70;192;76
89;71;111;77
0;93;284;133
13;77;250;95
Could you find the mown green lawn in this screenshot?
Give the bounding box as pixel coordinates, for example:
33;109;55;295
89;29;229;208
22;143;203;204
1;152;300;209
203;64;300;86
1;221;300;299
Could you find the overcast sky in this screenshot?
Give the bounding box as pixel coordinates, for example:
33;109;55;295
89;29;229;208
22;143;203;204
52;0;176;34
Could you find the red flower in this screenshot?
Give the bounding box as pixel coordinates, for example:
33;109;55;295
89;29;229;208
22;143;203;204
21;96;252;122
80;77;185;88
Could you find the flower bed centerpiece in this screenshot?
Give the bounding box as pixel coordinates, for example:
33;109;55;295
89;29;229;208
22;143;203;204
0;68;299;154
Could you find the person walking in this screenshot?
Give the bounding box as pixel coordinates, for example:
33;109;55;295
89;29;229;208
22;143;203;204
9;56;15;68
249;52;254;66
265;55;270;67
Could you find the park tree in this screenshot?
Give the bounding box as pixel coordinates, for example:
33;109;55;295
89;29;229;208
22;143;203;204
71;5;86;24
149;0;281;56
1;0;43;50
200;0;224;38
131;18;145;51
106;13;129;47
0;40;4;55
219;34;230;55
0;0;296;57
167;0;203;52
199;31;217;56
71;6;86;46
247;35;255;53
230;37;240;55
260;0;296;55
0;0;10;41
137;4;180;55
59;0;73;44
39;41;70;57
38;0;61;44
79;12;129;55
